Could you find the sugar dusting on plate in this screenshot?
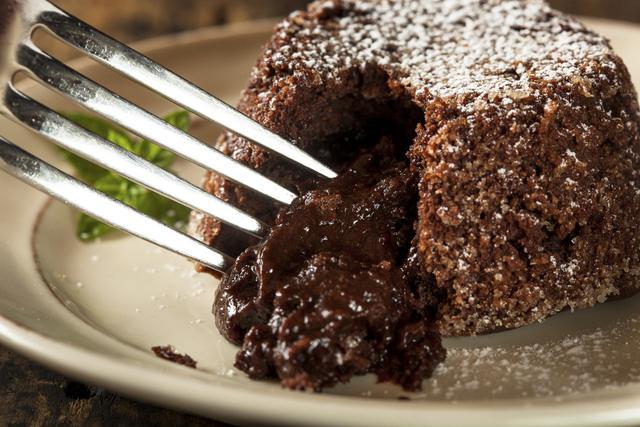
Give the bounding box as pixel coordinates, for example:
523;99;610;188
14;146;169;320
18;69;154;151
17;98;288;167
417;310;640;401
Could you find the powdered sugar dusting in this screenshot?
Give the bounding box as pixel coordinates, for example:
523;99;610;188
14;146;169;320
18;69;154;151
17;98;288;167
269;0;614;102
330;295;640;401
424;307;640;400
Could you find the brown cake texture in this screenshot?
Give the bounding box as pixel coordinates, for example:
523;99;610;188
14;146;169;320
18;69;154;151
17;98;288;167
190;0;640;389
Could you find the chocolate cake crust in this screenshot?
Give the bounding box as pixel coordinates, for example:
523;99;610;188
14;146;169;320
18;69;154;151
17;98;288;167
193;0;640;355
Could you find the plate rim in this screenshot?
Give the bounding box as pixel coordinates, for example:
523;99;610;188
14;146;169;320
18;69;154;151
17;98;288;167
4;312;640;427
2;17;640;427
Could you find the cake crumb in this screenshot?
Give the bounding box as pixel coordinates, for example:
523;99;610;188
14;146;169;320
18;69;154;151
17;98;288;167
151;345;198;369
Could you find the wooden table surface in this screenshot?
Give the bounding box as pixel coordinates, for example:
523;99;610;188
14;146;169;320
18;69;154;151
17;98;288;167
0;346;225;426
2;1;639;426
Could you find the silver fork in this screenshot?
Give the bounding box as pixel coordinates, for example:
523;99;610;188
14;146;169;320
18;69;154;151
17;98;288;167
0;0;336;273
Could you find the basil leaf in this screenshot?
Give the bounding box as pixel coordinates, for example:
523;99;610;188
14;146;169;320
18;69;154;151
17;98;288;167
62;110;192;242
77;173;126;241
162;110;190;131
94;173;127;195
130;189;190;228
64;112;133;151
149;193;191;227
77;180;191;241
60;113;134;184
59;150;108;185
135;140;175;169
135;111;190;168
77;215;114;241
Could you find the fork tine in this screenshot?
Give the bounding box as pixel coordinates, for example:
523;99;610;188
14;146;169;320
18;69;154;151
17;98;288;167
2;86;269;238
16;43;298;205
36;5;338;179
0;136;232;272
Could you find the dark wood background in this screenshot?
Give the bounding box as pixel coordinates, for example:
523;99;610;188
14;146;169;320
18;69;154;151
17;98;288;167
2;1;640;426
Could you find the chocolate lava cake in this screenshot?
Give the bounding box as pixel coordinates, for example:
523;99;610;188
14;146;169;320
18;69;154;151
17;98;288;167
189;0;640;390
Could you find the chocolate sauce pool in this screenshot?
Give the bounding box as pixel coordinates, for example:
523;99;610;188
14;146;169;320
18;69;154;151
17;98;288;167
214;137;445;391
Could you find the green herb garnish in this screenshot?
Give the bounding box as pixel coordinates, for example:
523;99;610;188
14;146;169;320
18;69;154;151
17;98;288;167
60;111;192;242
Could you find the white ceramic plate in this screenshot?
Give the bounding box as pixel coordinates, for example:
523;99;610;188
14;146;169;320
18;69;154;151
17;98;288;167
2;18;640;427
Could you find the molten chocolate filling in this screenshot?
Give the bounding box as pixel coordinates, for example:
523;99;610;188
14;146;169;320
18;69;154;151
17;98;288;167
214;135;445;391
